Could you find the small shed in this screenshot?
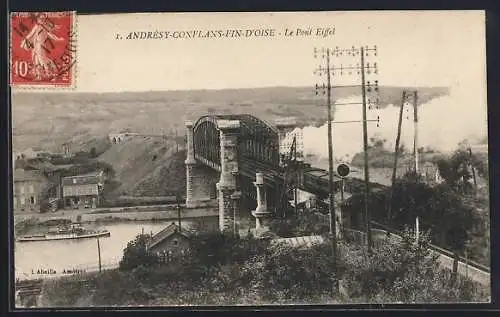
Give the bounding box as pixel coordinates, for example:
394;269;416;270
147;223;194;262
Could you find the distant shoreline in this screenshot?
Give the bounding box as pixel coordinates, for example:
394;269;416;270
11;85;450;96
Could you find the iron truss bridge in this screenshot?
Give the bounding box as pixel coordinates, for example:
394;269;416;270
192;114;389;202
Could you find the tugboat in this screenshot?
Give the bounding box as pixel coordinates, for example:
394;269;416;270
17;223;110;242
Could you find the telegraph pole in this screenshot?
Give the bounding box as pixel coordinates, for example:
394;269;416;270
314;45;379;250
175;126;179;153
97;237;102;273
415;215;420;243
468;147;478;194
387;91;407;230
314;47;338;293
177;193;182;229
293;134;299;216
325;48;339;292
360;47;373;251
413;91;419;173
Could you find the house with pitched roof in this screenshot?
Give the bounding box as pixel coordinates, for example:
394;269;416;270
13;169;50;213
147;222;195;262
62;171;105;209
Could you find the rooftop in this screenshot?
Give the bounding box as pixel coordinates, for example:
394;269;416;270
24;159;76;173
62;174;101;186
148;222;195;249
13;169;45;182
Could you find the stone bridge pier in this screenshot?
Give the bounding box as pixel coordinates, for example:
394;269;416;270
185;121;217;208
185;120;241;235
216;120;241;234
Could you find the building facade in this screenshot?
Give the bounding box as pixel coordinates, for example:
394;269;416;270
148;223;193;262
13;169;48;213
62;171;104;209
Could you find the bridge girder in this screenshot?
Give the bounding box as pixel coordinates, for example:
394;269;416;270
192;114;281;170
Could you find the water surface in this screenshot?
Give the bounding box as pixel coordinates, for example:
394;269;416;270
14;221;188;280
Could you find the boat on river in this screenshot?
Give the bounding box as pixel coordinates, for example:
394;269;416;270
17;224;111;242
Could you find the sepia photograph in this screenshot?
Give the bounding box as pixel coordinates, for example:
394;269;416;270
10;11;490;307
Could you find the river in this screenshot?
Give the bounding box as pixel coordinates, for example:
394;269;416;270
14;221;189;280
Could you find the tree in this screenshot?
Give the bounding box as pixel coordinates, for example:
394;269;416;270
345;167;479;254
390;171;478;253
184;232;269;268
119;233;159;271
436;148;487;194
398;144;406;155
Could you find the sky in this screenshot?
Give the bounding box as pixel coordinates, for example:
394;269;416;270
12;10;486;93
11;11;488;155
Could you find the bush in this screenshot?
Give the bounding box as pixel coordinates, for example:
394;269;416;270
270;210;330;238
119;234;159;271
341;229;485;303
183;233;269;273
90;270;155;306
240;242;338;302
345;169;479;255
40;229;487;306
89;147;97;158
42;276;92;307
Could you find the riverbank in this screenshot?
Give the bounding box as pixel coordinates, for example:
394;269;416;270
14;203;219;237
14;201;217;223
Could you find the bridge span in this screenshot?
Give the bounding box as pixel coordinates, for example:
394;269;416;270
184;114;388;235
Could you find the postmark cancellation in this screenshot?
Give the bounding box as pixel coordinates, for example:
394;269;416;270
10;11;77;89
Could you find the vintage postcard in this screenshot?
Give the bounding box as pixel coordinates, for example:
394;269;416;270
10;11;490;308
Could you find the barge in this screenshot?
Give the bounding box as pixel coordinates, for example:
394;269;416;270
17;224;110;242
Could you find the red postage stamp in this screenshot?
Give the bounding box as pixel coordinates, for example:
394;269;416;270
10;12;76;88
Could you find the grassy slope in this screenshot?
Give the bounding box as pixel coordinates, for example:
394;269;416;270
98;137;185;197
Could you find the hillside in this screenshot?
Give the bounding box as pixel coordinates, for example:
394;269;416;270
97;137;185;197
131;149;186;196
12;86;449;153
12;86;448;198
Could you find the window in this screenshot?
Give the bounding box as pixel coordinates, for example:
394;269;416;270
73;179;77;184
19;185;25;194
30;197;35;204
173;239;179;246
29;185;34;193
